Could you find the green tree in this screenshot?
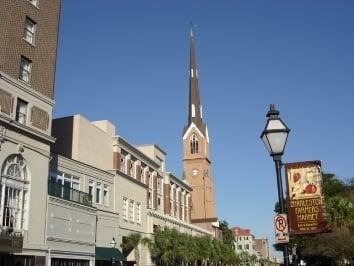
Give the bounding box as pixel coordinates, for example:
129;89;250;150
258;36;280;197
147;226;240;265
120;233;151;265
327;196;354;228
239;250;251;265
274;173;354;264
219;220;235;249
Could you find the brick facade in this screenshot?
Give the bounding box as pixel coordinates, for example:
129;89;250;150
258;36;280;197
0;0;61;99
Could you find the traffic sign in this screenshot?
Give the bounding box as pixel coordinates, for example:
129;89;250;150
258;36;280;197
274;213;289;244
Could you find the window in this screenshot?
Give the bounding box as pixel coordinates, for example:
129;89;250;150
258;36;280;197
49;171;81;202
96;183;101;204
28;0;39;7
148;173;152;188
0;155;29;230
148;190;152;209
24;17;36;44
238;245;242;250
129;160;135;177
170;185;174;199
103;185;109;206
15;98;28;125
50;171;80;190
122;198;128;220
157;178;162;194
120;156;125;173
136;203;141;224
140;168;144;180
190;134;199;154
19;57;32;83
88;181;94;200
129;200;134;222
245;244;249;250
181;195;185;220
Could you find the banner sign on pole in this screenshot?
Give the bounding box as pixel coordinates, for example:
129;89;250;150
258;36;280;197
285;161;330;234
274;213;289;244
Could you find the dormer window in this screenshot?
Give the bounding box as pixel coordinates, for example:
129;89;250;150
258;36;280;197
190;134;199;154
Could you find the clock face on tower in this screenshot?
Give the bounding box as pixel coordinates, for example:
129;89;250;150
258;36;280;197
192;169;198;176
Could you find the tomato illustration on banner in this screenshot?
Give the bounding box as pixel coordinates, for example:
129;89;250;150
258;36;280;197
285;161;330;235
274;213;289;244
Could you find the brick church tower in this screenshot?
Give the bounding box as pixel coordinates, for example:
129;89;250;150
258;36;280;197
182;30;217;230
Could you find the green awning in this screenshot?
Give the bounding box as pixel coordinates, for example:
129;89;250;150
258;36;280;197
95;247;127;262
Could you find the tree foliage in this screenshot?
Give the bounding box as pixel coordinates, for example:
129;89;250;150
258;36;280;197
120;233;151;265
219;220;235;249
273;173;354;264
148;227;240;265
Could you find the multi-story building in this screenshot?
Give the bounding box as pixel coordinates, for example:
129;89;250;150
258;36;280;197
254;237;270;263
0;0;61;265
232;227;259;259
47;154;111;266
51;115;211;265
1;2;218;265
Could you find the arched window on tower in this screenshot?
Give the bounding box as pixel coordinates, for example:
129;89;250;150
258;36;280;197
190;134;199;154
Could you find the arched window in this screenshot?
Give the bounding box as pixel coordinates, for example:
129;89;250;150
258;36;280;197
0;154;30;230
190;134;199;154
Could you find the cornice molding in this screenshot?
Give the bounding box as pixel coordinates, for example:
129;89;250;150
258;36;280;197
0;71;55;106
117;136;160;169
148;210;212;235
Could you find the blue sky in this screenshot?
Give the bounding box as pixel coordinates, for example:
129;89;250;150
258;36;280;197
55;0;354;258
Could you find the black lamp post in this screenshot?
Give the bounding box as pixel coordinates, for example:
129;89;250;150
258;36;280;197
261;104;290;266
110;237;117;265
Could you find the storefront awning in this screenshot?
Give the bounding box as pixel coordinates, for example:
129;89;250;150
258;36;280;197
95;247;127;262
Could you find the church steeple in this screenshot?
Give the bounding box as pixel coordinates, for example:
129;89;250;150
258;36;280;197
186;29;205;135
182;30;216;227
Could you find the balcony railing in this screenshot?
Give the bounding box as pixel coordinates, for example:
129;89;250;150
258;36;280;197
48;180;92;207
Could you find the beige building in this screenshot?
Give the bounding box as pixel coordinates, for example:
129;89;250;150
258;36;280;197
51;114;211;265
254;237;270;262
0;0;61;265
47;154;112;266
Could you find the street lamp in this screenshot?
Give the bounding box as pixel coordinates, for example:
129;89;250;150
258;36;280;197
110;237;117;248
261;104;290;266
110;237;117;265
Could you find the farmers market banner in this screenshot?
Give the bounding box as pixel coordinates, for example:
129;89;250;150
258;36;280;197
285;161;329;234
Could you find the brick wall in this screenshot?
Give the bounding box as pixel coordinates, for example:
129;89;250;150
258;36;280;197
0;0;61;99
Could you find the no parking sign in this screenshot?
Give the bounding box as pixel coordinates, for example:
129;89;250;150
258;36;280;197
274;213;289;244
